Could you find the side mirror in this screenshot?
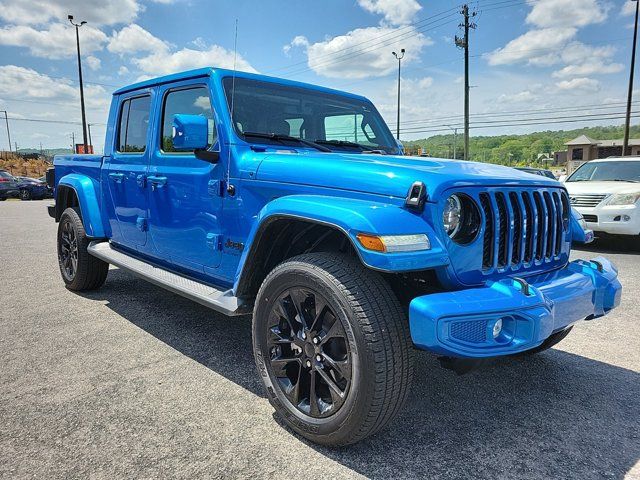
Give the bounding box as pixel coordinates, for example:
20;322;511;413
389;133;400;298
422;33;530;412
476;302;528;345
172;114;219;163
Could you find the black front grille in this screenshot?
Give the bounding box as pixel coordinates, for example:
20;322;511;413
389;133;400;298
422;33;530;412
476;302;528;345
480;189;569;272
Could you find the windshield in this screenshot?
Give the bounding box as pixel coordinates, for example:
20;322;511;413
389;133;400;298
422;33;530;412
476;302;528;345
223;77;399;154
567;160;640;182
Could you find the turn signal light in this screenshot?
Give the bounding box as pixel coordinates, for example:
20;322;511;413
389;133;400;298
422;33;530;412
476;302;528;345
356;233;386;252
356;233;431;253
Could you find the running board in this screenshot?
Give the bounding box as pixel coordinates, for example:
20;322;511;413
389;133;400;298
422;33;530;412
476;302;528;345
88;241;245;316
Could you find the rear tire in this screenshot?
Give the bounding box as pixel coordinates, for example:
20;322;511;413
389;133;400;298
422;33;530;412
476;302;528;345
20;189;31;201
57;207;109;291
253;253;414;446
524;327;573;355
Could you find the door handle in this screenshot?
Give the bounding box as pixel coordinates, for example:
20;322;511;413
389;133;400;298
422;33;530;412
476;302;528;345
147;175;168;190
108;172;125;183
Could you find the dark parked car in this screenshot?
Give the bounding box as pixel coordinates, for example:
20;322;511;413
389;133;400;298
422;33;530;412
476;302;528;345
514;167;557;179
15;176;52;200
0;170;19;200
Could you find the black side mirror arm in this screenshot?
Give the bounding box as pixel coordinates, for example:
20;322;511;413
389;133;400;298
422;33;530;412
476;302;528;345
195;149;220;163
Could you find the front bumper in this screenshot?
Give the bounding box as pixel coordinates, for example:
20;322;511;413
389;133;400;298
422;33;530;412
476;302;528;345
409;257;621;358
576;204;640;236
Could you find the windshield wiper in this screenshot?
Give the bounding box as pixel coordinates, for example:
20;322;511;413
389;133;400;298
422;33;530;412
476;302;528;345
314;139;388;155
608;179;640;183
242;131;331;152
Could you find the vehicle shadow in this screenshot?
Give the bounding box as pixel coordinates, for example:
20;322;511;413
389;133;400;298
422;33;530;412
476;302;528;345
83;268;640;480
574;236;640;255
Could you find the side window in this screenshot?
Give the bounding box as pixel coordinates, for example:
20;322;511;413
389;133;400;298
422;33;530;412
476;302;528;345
161;86;216;152
324;113;365;143
117;95;151;153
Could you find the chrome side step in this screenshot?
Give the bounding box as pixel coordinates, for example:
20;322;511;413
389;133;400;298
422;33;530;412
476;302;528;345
88;241;245;316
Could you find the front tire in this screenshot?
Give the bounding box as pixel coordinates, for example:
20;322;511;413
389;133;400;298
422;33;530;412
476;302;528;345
253;253;414;446
20;189;31;201
57;207;109;291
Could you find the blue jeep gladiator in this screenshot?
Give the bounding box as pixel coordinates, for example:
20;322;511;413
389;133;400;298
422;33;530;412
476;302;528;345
49;67;621;446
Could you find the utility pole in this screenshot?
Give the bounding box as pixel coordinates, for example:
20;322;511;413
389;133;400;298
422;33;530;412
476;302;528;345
446;125;458;159
455;4;476;161
69;15;89;153
0;110;11;153
87;123;93;152
623;0;639;156
392;48;405;140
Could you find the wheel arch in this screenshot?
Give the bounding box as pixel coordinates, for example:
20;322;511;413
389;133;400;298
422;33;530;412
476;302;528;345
233;195;449;299
235;215;359;299
55;174;105;238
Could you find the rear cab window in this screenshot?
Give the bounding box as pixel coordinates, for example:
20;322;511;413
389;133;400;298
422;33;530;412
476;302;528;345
117;95;151;154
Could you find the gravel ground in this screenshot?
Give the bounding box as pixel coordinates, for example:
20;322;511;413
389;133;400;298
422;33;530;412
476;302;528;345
1;200;639;480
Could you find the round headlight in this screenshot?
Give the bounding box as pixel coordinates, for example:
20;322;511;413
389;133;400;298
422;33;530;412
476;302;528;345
443;195;462;236
443;194;481;244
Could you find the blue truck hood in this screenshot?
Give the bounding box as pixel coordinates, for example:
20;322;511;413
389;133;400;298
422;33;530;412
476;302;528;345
254;152;562;199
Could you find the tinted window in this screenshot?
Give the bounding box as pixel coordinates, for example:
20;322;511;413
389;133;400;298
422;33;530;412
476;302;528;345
0;171;14;179
161;87;215;152
117;95;151;153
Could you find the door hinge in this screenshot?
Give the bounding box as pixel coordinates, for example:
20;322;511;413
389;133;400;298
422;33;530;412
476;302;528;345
206;233;222;251
136;217;148;232
136;174;146;188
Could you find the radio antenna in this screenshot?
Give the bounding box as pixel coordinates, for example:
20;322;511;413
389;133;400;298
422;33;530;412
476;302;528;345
225;18;238;190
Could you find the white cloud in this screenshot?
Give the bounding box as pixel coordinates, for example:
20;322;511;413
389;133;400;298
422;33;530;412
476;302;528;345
86;55;101;71
0;0;142;26
416;77;433;89
291;26;432;79
118;66;130;76
486;28;577;66
0;23;107;59
497;90;538;104
552;62;624;78
526;0;609;28
133;44;257;76
555;77;601;93
108;24;168;55
283;35;309;56
622;1;637;16
0;65;108;108
357;0;422;26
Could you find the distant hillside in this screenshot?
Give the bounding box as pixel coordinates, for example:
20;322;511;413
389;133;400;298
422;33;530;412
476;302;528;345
403;124;640;166
16;148;72;156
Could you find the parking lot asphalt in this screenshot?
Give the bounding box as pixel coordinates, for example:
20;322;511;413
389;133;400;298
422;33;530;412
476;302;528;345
1;200;639;480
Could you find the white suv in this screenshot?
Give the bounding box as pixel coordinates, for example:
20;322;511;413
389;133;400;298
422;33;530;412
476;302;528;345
564;157;640;237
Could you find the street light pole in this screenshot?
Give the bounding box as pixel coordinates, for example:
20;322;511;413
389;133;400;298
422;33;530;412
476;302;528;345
623;0;639;156
392;49;405;140
0;110;11;153
68;15;89;153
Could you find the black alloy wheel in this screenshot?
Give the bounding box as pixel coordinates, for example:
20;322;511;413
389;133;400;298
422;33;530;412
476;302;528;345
266;287;352;418
59;218;78;281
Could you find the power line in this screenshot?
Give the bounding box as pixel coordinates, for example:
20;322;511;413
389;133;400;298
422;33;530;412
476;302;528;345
281;15;461;78
398;111;640;133
5;116;106;126
396;114;640;135
264;5;461;75
387;100;640;127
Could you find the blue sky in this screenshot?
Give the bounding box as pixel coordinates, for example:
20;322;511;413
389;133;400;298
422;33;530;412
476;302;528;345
0;0;637;150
